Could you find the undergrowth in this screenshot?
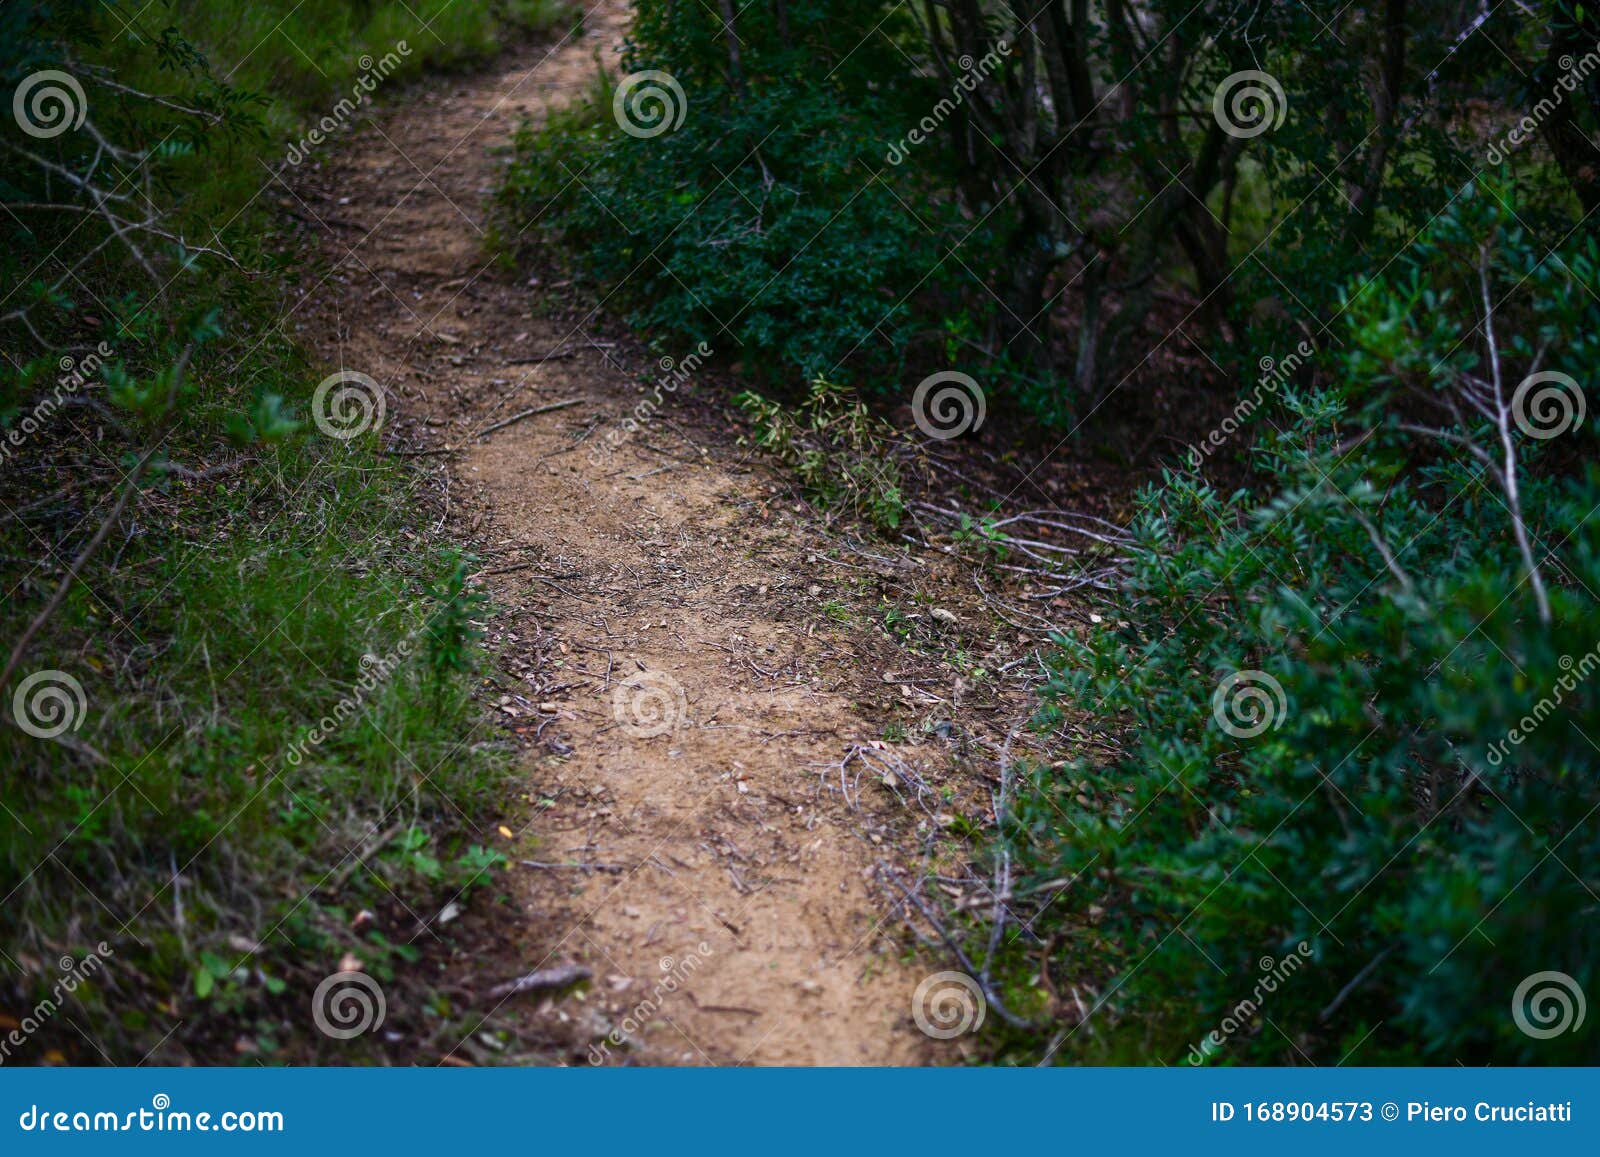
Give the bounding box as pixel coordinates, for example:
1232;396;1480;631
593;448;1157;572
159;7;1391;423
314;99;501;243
1;0;572;1063
736;379;914;533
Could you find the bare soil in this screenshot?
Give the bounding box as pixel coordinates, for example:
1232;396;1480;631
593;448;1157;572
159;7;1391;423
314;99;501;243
287;1;1065;1065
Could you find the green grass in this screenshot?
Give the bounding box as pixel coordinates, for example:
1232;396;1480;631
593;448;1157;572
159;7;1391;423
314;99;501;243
166;0;576;117
0;0;573;1064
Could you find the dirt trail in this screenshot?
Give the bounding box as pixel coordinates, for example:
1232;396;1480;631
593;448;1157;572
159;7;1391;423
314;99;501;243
288;3;967;1064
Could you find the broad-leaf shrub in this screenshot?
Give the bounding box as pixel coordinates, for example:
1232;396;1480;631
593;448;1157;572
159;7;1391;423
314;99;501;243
501;0;970;386
1023;186;1600;1064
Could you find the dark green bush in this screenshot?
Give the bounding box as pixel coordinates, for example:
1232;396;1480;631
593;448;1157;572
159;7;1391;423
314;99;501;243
1020;183;1600;1064
501;0;976;387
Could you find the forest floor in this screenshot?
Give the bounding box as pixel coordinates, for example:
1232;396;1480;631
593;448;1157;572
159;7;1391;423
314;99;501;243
285;1;1106;1065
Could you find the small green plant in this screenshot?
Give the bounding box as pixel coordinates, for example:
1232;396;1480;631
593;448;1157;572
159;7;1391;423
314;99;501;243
737;378;911;532
881;606;912;640
952;512;1011;568
821;599;852;624
423;550;487;691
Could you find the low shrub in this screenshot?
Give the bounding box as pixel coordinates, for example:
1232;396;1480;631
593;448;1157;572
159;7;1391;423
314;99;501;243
1014;183;1600;1064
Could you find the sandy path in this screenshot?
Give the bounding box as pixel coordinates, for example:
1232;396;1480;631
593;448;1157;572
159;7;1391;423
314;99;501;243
292;2;939;1064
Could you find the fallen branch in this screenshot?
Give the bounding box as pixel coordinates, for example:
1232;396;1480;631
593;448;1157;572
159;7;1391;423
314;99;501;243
483;964;592;1001
475;398;583;439
386;445;459;457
